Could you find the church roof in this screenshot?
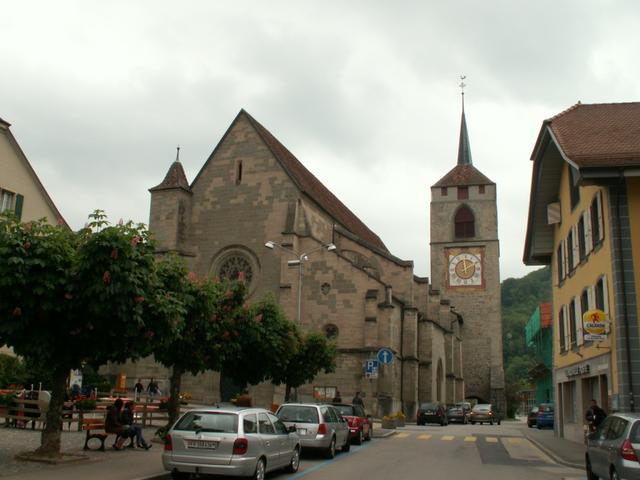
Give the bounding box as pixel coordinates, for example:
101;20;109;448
432;164;494;187
149;160;191;192
531;101;640;167
242;110;388;252
457;109;473;166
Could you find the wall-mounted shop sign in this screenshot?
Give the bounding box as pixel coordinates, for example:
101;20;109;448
566;364;590;377
583;309;608;341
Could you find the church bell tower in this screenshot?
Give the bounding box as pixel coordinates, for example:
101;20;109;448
429;86;505;410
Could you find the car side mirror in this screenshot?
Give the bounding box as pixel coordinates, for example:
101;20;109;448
288;425;297;433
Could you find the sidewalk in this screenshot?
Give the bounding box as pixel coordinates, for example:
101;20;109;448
519;423;585;469
0;426;165;479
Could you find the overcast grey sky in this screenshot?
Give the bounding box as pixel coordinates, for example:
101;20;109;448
2;1;639;280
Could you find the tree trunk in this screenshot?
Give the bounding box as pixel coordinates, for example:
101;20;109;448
35;366;68;457
168;366;182;426
285;383;292;403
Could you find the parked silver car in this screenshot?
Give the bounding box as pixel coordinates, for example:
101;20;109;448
586;412;640;480
162;407;300;480
276;403;350;458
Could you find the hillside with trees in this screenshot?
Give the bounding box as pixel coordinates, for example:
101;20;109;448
501;266;551;415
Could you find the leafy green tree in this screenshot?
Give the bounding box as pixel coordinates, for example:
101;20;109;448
272;331;337;402
0;353;28;388
0;211;179;456
220;294;298;388
152;257;246;425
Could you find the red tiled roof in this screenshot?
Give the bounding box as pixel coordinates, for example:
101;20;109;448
542;102;640;167
150;161;191;192
432;164;494;187
243;111;388;252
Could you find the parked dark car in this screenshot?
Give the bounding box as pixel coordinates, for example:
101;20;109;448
417;402;448;426
332;403;372;444
585;412;640;480
447;403;471;424
536;403;554;429
470;403;501;425
527;406;539;428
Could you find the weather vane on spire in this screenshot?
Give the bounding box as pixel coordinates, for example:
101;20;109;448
459;75;467;110
176;145;181;162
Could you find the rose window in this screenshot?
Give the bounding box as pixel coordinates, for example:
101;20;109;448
218;255;253;286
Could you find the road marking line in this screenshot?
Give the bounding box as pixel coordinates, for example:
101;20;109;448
441;435;455;441
506;437;522;444
394;433;410;438
464;436;476;442
417;434;432;440
486;437;498;443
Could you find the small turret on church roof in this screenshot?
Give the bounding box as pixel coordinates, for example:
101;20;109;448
149;147;191;193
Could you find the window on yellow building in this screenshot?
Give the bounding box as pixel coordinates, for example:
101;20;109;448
569;299;578;348
590;192;604;247
559;305;567;353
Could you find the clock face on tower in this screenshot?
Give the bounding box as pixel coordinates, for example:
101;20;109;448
447;249;484;288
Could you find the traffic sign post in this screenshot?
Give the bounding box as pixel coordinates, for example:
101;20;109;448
363;359;379;378
377;348;394;365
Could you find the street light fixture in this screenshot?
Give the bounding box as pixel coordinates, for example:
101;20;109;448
264;240;336;322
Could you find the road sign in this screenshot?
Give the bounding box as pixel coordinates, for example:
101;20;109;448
363;359;379;379
377;348;394;365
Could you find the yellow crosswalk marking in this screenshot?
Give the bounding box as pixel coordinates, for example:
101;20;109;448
441;435;455;441
417;434;432;440
486;437;498;443
506;437;522;445
395;433;410;438
464;436;476;442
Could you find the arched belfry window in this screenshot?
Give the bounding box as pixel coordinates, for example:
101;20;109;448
454;206;475;238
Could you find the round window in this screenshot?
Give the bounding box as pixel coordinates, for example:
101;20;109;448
218;255;254;286
325;324;339;340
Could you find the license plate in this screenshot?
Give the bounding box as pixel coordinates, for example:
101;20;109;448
297;428;307;435
186;439;218;450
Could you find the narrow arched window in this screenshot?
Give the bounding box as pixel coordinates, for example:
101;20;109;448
454;206;475;238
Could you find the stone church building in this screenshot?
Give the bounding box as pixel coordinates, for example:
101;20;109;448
106;107;504;418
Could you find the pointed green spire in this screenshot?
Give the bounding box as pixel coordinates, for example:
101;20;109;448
457;108;473;166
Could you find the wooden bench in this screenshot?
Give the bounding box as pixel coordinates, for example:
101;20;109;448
82;418;110;451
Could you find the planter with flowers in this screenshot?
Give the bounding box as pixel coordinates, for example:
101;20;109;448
393;411;406;427
381;415;396;429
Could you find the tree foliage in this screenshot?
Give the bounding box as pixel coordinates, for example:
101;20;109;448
271;331;337;401
0;211;180;456
151;256;246;424
220;294;298;387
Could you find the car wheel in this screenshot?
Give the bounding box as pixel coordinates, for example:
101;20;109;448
497;419;501;425
252;458;266;480
285;447;300;473
480;422;483;425
366;425;373;441
585;455;598;480
325;437;336;459
355;428;364;445
170;471;190;480
471;421;475;425
342;435;351;452
490;420;493;426
527;421;532;428
610;468;620;480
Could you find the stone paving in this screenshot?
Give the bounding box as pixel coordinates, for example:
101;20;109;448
0;425;159;477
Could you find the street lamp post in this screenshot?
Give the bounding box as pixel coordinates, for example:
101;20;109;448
264;240;336;323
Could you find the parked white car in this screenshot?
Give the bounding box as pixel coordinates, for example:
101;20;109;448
162;407;300;480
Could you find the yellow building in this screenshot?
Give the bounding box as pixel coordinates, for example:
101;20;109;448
0;117;65;225
1;116;66;355
524;102;640;443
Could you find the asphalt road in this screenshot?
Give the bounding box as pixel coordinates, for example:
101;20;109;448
154;423;587;480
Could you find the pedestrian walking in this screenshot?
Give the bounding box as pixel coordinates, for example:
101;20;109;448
352;391;364;407
585;399;607;432
133;379;144;402
146;378;160;398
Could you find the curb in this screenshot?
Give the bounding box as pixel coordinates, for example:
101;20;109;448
524;434;584;470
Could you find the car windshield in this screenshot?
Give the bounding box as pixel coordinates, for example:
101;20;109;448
277;406;319;424
420;403;438;410
174;412;238;433
473;405;490;412
334;405;356;416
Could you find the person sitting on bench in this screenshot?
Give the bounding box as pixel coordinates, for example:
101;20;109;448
105;399;133;450
121;401;151;450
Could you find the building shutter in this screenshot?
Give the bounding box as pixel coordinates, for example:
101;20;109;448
14;194;24;221
571;225;579;269
584;210;593;253
558;305;566;352
596;191;604;243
